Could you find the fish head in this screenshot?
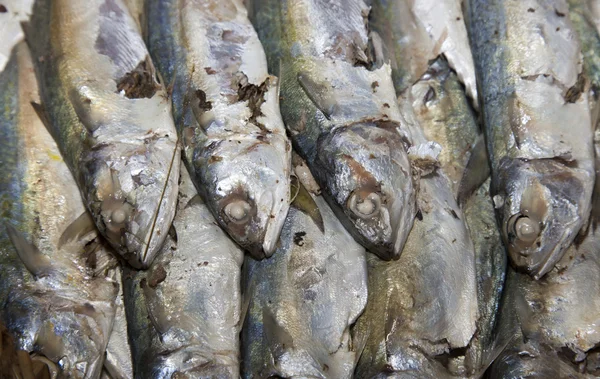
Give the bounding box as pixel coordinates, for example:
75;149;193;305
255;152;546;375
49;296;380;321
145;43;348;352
196;134;291;259
495;158;592;279
84;136;180;269
313;120;415;259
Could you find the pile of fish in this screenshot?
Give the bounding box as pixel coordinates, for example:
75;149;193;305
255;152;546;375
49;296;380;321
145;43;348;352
0;0;599;377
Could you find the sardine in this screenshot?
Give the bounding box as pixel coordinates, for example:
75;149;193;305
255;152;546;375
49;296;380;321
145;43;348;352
353;104;478;377
0;43;119;379
124;166;244;378
247;0;417;260
241;178;368;378
104;267;133;379
409;58;505;375
409;58;481;197
146;0;291;259
489;226;600;377
25;0;180;269
467;0;595;279
369;0;478;105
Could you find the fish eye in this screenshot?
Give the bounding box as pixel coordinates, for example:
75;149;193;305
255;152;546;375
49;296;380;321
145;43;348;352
102;201;132;233
348;191;381;219
507;214;540;246
224;200;252;224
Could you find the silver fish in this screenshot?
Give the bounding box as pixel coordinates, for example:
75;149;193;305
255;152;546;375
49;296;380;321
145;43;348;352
353;101;478;377
467;0;595;279
247;0;417;260
241;178;368;378
489;226;600;377
409;59;482;198
0;43;119;379
369;0;478;105
409;59;506;375
124;166;244;378
25;0;180;269
146;0;291;259
104;267;133;379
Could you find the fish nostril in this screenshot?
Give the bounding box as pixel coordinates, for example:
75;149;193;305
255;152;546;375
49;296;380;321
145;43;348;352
348;191;381;219
225;200;252;224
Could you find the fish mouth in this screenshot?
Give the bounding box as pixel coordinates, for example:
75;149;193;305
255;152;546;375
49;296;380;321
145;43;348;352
261;192;290;256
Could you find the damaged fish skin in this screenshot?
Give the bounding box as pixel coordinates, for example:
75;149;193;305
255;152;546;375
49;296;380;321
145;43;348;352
0;43;119;379
369;0;479;107
25;0;180;269
241;178;368;378
124;166;244;379
246;0;417;260
146;0;291;259
467;0;595;279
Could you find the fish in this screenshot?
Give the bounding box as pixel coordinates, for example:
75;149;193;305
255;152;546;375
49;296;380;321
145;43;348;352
103;267;133;379
124;166;244;378
369;0;478;105
407;55;505;376
467;0;595;279
145;0;291;259
0;0;34;73
488;225;600;377
408;58;482;198
352;100;478;378
0;43;119;379
24;0;181;269
246;0;418;260
241;176;368;378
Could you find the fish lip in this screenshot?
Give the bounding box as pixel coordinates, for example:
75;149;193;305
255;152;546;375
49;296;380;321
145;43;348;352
262;202;289;257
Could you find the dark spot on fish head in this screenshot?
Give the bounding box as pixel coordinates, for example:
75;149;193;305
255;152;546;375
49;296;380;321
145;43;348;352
527;7;535;12
416;209;423;221
0;5;7;12
195;89;212;111
555;8;565;17
293;231;306;246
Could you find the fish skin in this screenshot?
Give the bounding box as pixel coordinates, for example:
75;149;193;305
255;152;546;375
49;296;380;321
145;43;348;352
241;180;368;378
489;226;600;378
247;0;417;261
145;0;291;259
103;267;133;379
467;0;595;279
0;43;119;379
369;0;478;106
124;166;244;379
25;0;180;269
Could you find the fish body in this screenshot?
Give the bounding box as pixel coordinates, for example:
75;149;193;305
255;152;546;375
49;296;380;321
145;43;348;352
124;167;244;378
408;58;480;196
467;0;595;279
25;0;180;269
489;226;600;377
0;43;118;379
146;0;291;259
247;0;417;260
369;0;478;105
352;128;478;377
241;181;368;378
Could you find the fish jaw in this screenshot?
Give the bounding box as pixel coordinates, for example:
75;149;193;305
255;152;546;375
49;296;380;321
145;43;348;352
194;133;291;259
313;120;416;260
494;158;593;279
84;134;180;269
